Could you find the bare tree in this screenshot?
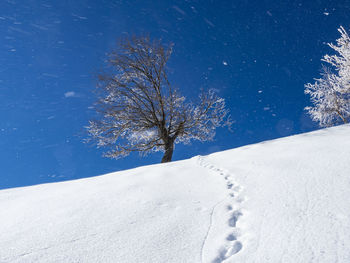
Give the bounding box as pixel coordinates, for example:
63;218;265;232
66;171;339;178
86;36;231;163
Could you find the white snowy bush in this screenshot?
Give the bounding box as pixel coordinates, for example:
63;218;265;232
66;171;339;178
305;26;350;126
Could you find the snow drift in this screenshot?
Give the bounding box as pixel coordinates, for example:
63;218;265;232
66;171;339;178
1;125;350;262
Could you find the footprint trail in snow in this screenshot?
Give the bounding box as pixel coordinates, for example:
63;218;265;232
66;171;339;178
198;156;245;263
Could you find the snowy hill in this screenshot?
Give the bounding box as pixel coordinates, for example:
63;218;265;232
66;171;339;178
1;125;350;263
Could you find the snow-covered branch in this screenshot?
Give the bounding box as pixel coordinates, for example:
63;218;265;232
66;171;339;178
305;26;350;126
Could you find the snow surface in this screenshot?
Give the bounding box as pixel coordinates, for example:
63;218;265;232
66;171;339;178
1;125;350;262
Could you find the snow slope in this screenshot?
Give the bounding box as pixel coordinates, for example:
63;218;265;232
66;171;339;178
1;125;350;262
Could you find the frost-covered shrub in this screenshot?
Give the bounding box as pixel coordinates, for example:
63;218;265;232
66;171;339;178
305;26;350;126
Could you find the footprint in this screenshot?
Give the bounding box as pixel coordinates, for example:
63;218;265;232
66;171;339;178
236;197;245;203
226;233;237;241
195;206;207;212
226;205;233;211
227;183;233;189
157;202;168;207
225;241;243;256
211;248;228;263
228;211;242;227
233;186;241;192
212;241;242;262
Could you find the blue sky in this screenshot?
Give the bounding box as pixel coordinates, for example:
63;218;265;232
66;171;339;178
1;0;349;189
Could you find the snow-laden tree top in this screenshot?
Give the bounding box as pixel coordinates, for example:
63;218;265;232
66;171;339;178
305;26;350;126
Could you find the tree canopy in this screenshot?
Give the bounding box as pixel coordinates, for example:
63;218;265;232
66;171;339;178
305;26;350;126
86;36;231;162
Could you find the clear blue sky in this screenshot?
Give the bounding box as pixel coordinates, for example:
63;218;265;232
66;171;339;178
1;0;349;189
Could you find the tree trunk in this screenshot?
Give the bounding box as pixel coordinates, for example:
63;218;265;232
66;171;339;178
161;142;174;163
336;110;348;124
